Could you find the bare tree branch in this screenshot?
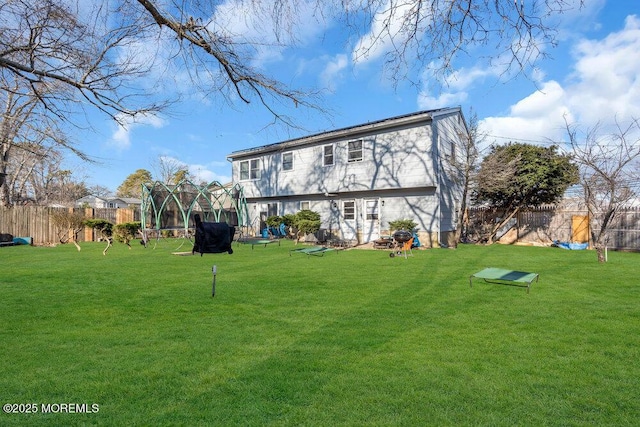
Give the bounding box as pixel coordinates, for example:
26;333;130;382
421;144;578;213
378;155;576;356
565;116;640;262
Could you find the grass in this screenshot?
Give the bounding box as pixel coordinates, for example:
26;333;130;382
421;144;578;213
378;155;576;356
1;239;639;426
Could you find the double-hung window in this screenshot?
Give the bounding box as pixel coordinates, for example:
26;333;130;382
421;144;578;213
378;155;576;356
282;152;293;171
323;144;334;166
343;201;355;220
347;140;363;162
239;159;261;180
365;200;379;220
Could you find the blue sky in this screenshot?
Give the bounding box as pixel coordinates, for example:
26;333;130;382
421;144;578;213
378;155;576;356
69;0;640;193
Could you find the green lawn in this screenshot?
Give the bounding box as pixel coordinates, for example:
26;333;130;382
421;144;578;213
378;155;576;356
1;240;639;426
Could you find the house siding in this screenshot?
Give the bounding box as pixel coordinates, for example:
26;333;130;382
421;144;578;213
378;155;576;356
229;108;468;246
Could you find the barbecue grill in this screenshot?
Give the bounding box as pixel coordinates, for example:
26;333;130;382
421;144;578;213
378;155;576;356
390;230;414;258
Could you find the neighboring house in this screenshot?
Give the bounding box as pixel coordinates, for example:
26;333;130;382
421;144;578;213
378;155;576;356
227;107;469;247
75;195;142;209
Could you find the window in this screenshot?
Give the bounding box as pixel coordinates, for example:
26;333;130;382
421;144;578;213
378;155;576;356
300;201;310;211
239;159;261;180
365;200;378;220
347;140;363;162
282;152;293;171
323;144;334;166
450;141;456;165
343;201;355;220
239;161;249;180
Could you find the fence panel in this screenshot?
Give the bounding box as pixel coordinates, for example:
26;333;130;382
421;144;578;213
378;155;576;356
0;206;139;246
467;206;640;251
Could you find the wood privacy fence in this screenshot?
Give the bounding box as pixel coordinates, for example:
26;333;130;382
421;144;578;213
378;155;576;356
0;206;140;245
467;206;640;251
1;205;639;250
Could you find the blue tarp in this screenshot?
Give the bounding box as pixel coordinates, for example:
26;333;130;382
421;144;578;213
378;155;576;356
553;240;588;250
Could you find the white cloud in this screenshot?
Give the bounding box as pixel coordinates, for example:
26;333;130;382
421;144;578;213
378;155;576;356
320;54;348;92
352;1;418;65
417;62;502;110
210;0;324;68
189;164;231;185
480;14;640;147
109;114;166;150
417;90;467;110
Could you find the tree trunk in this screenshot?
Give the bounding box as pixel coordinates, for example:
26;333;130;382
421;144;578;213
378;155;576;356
487;207;519;244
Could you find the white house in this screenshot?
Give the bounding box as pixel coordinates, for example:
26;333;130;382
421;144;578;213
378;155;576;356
75;195;142;209
227;108;469;247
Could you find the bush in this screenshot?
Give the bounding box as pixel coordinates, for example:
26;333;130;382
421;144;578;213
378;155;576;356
265;215;283;227
293;210;320;243
114;221;141;246
388;219;418;232
84;219;114;240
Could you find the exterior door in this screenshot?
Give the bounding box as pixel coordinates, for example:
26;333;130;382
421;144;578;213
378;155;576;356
341;200;357;241
363;199;380;243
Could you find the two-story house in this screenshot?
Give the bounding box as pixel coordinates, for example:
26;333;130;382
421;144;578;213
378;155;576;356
227;107;469;247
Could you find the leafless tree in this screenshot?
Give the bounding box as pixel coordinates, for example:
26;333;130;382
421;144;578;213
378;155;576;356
565;117;640;263
1;0;585;207
50;208;85;251
452;110;481;245
343;0;584;85
0;82;88;206
152;155;192;185
2;0;586;123
0;0;322;204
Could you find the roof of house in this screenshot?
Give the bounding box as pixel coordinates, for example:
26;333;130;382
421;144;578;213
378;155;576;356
227;107;463;160
76;195;141;205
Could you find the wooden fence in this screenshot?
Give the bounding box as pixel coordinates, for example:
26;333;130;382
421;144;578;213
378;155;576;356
2;205;639;250
0;206;140;245
467;205;640;251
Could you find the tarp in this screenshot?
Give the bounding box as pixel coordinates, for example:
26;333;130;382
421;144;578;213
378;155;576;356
553;240;588;250
192;214;235;256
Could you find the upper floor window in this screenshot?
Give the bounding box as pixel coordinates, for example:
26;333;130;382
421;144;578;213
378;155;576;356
323;144;334;166
343;200;355;220
347;140;363;162
282;152;293;171
239;159;261;180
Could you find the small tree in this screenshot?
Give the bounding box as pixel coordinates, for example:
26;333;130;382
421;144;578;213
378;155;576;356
114;222;141;249
84;219;114;255
474;143;579;244
292;210;320;245
49;209;85;251
453;110;482;246
565;117;640;263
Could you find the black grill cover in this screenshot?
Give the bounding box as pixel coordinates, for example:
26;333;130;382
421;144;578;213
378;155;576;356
192;214;234;256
